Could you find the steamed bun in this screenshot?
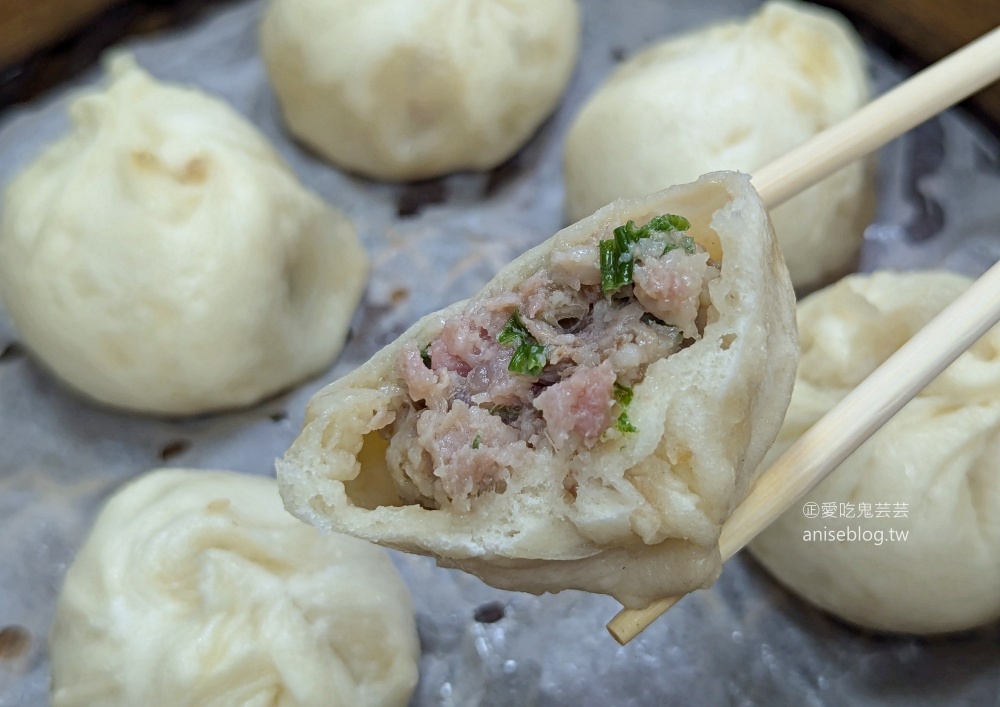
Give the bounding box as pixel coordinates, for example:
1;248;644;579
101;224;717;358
278;172;797;608
564;0;873;290
260;0;581;181
0;57;368;415
50;469;419;707
749;271;1000;634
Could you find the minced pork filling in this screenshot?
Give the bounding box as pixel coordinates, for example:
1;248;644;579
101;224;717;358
384;214;721;511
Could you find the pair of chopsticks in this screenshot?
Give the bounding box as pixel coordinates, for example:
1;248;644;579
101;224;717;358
608;24;1000;645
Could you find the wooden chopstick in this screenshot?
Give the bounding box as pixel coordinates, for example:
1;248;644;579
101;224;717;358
607;24;1000;646
755;26;1000;211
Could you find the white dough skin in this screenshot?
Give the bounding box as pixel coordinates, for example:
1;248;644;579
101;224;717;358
750;271;1000;635
50;469;420;707
0;57;368;415
260;0;580;181
564;0;873;290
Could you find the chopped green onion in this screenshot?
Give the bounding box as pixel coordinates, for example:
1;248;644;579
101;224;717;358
498;310;548;377
498;309;530;346
646;214;691;233
612;382;637;434
615;412;638;434
420;346;432;368
613;383;633;407
600;239;632;293
600;239;625;292
599;213;692;294
472;433;482;449
509;341;547;377
661;235;696;256
614;221;638;248
613;228;635;282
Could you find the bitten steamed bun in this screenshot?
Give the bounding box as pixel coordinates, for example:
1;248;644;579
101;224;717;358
750;271;1000;634
0;57;368;415
278;172;797;608
260;0;580;181
564;0;872;289
50;469;419;707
